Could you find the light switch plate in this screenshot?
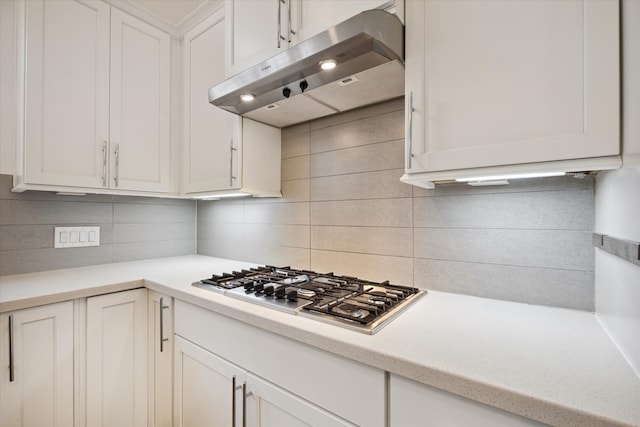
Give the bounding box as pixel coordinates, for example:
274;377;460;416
54;226;100;248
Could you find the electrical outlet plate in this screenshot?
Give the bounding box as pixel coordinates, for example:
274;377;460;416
54;226;100;248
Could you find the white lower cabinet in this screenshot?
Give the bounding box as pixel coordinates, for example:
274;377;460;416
174;335;354;427
390;374;545;427
174;335;244;426
0;301;74;427
174;300;382;427
245;372;354;427
86;288;148;427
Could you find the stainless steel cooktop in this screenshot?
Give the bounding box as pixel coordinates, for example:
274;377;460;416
192;266;426;334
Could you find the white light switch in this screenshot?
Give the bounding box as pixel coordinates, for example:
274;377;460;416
55;226;100;248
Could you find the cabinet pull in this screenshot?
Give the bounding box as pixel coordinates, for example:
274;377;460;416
407;91;414;170
232;375;237;427
277;0;283;48
229;139;237;187
101;141;108;187
8;315;14;382
113;143;120;187
159;297;169;352
242;382;248;427
287;0;295;40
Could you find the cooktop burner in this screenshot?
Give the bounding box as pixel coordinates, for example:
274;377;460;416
192;266;426;334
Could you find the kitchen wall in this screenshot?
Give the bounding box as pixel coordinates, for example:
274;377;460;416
593;0;640;377
198;98;596;311
0;174;196;276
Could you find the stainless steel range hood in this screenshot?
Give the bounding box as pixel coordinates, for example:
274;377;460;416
208;10;404;128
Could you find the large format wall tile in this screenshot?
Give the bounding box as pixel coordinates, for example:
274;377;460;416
414;258;594;311
310;169;410;201
0;175;196;276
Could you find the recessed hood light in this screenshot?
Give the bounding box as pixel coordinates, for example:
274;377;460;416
319;59;337;70
240;94;255;102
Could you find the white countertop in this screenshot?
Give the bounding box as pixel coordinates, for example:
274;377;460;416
1;255;639;426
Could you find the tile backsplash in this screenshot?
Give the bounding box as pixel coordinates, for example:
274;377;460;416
198;98;596;311
0;174;196;276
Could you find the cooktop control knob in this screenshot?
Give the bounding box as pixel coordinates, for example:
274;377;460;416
244;282;254;291
275;287;286;299
264;285;274;296
286;290;298;302
254;283;264;293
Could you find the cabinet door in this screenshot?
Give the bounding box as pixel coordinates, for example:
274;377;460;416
245;373;355;427
390;374;545;426
183;10;242;194
86;288;148;427
110;9;171;192
148;291;173;427
24;0;110;188
405;0;619;175
0;301;74;427
174;336;245;427
292;0;395;43
225;0;288;77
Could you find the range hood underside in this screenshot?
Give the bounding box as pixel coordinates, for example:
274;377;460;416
245;60;404;128
209;10;405;128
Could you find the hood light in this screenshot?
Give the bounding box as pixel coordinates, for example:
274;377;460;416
240;94;255;102
319;59;337;70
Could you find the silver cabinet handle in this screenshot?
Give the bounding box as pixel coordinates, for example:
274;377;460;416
242;382;247;427
159;297;169;353
113;143;120;187
229;139;237;187
8;315;14;382
277;0;283;48
407;92;414;170
287;0;295;40
232;378;243;427
232;376;237;427
101;141;108;187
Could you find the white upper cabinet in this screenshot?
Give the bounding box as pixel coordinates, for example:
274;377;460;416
109;9;171;193
402;0;620;188
225;0;399;77
183;10;281;198
17;0;171;194
23;0;110;190
292;0;398;43
225;0;286;77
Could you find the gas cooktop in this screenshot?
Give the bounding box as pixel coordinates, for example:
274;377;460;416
192;266;426;334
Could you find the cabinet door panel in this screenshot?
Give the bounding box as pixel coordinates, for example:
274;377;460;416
174;336;244;427
390;374;545;426
110;9;171;192
183;12;241;194
406;0;619;174
293;0;394;43
0;301;74;427
24;0;110;188
86;288;148;427
225;0;285;77
246;373;355;427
